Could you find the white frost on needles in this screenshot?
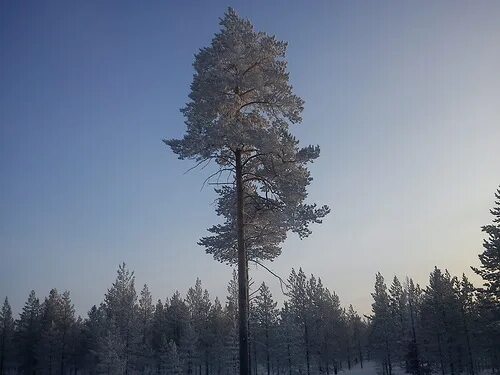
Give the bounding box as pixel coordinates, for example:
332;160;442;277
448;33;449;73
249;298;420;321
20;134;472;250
165;8;330;264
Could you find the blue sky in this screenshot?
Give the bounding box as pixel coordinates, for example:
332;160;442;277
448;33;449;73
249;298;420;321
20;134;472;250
1;1;499;316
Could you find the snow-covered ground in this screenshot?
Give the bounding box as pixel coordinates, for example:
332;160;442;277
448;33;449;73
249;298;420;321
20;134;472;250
337;362;378;374
338;362;495;375
337;362;406;375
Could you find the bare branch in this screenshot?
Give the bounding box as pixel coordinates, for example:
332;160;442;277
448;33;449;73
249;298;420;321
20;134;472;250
249;284;263;298
250;259;289;296
242;152;270;167
207;182;233;186
239;100;271;111
242;61;261;76
183;157;212;175
240;87;256;97
200;168;233;191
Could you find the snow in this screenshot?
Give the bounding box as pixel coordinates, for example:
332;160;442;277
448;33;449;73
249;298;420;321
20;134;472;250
339;362;496;375
338;362;408;375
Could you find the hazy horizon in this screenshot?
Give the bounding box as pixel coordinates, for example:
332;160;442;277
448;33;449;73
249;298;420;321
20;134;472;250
1;1;499;317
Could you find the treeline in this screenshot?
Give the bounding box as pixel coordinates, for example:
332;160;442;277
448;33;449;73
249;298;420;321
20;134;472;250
0;265;367;375
0;265;498;375
369;188;500;375
1;188;499;375
368;270;498;375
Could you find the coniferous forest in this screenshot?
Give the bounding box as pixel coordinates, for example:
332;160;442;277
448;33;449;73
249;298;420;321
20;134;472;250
2;5;500;375
0;187;499;375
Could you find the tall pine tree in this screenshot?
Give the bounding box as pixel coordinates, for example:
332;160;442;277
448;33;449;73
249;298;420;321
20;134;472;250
165;9;329;374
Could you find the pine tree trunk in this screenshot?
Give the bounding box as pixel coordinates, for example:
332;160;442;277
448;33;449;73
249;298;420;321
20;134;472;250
347;347;351;370
408;298;420;375
385;336;392;375
304;322;311;375
125;328;130;375
462;311;475;375
287;342;292;375
49;346;53;375
265;324;270;375
236;149;250;375
60;328;66;375
437;333;445;375
357;336;363;369
251;337;257;375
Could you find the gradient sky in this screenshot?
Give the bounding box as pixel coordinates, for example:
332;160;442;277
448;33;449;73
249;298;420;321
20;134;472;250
1;1;499;317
